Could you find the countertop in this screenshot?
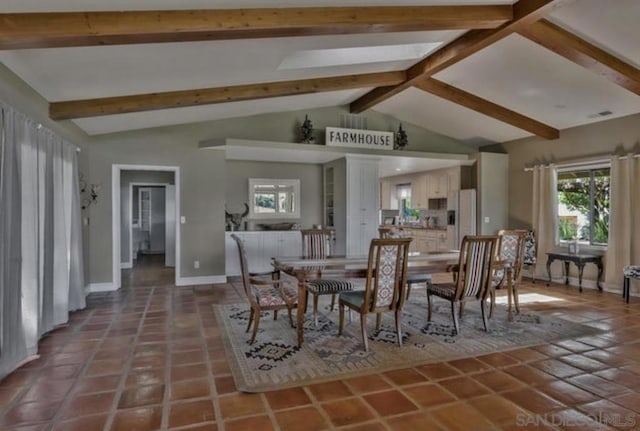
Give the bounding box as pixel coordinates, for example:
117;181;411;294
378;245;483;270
379;225;447;231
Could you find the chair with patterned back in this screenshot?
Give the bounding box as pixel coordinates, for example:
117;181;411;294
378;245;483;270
487;229;527;317
300;229;353;326
378;227;432;300
231;234;298;344
337;237;412;352
426;235;498;335
523;230;538;283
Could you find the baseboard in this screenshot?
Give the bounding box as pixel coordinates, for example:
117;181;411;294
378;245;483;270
121;262;132;269
86;282;117;293
175;275;227;286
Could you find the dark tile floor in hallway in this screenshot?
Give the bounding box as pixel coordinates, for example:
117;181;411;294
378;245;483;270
1;258;639;430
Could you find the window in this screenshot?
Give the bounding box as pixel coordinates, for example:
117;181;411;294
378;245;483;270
248;178;300;219
557;166;610;245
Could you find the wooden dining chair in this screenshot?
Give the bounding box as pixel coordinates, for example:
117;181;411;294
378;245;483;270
300;229;353;326
426;235;498;335
231;234;298;344
338;237;412;352
379;227;432;300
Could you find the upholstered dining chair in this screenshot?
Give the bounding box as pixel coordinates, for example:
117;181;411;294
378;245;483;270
426;235;498;335
300;229;353;326
378;227;432;300
488;229;527;317
231;234;297;344
338;237;412;352
523;230;538;283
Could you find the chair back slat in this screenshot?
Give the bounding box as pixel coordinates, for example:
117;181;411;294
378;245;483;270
456;235;498;300
300;229;334;258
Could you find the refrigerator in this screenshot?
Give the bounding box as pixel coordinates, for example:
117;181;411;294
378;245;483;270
446;189;476;249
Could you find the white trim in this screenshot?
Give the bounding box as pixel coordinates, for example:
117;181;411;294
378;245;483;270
86;282;117;293
176;275;227;286
112;164;181;288
121;262;133;269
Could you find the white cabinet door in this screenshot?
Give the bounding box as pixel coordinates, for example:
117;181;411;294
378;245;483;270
226;231;301;277
346;158;379;256
225;233;241;276
411;174;428;209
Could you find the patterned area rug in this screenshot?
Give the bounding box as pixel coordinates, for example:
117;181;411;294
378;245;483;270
214;291;601;393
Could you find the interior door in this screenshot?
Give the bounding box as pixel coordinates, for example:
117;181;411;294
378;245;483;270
165;185;176;267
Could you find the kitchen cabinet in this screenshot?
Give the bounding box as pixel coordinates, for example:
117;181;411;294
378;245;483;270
380;179;398;210
411;174;428;209
427;171;448;198
400;228;448;253
447;167;460;194
225;231;301;276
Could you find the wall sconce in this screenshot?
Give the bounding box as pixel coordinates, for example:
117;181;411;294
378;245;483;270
79;173;101;210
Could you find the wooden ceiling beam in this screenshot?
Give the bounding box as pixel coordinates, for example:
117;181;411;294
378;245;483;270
0;6;512;50
49;71;406;120
350;0;572;113
415;78;559;139
518;19;640;96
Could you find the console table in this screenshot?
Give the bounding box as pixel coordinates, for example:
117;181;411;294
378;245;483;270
545;252;603;292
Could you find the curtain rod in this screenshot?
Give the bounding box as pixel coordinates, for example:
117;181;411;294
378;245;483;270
523;153;640;172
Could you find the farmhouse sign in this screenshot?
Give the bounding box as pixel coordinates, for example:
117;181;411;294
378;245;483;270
326;127;394;151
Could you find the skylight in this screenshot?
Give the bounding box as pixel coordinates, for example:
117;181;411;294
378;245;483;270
278;42;442;70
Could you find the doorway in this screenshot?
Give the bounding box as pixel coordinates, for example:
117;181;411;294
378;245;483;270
112;165;180;289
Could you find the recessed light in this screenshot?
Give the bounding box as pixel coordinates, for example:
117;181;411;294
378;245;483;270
395;168;402;172
278;42;442;70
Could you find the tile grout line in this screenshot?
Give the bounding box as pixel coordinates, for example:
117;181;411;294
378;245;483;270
102;286;154;431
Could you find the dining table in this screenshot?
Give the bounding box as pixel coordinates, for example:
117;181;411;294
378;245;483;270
272;251;460;347
272;251;520;347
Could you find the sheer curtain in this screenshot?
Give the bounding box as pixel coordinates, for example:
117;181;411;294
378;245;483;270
0;102;85;380
531;164;558;280
604;155;640;288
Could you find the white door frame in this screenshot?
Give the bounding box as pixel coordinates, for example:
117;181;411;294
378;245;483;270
112;164;180;288
126;182;171;269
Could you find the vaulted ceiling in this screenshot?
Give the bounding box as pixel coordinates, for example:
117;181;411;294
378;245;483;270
1;0;639;144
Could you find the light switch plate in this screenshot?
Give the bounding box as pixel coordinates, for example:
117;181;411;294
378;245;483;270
180;216;186;224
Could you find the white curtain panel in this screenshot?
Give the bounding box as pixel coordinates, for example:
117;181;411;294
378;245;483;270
531;164;558;280
0;103;85;380
604;155;640;288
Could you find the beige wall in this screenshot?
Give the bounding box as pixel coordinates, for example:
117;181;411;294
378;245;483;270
1;64;481;287
498;113;640;285
475;152;509;235
225;161;322;229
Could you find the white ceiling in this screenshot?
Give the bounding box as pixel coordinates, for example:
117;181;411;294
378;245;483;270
0;0;639;144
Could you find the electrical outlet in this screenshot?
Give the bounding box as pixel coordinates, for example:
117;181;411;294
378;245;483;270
484;217;490;223
193;260;200;269
180;216;186;224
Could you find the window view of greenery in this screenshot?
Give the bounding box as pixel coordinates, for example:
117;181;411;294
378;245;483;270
254;185;295;214
557;167;610;245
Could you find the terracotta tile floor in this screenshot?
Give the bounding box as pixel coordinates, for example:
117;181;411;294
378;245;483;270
1;258;640;431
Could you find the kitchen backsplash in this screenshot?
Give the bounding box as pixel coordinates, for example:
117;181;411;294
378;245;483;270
380;208;447;227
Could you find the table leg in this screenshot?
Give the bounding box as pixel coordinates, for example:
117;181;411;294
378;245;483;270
575;262;586;292
296;278;306;347
546;256;553;286
564;261;570;285
596;260;603;291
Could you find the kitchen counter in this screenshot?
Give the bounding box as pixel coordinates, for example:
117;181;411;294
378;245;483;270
379;225;447;231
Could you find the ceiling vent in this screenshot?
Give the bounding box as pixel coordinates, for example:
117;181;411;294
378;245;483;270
587;110;613;119
340;114;367;130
